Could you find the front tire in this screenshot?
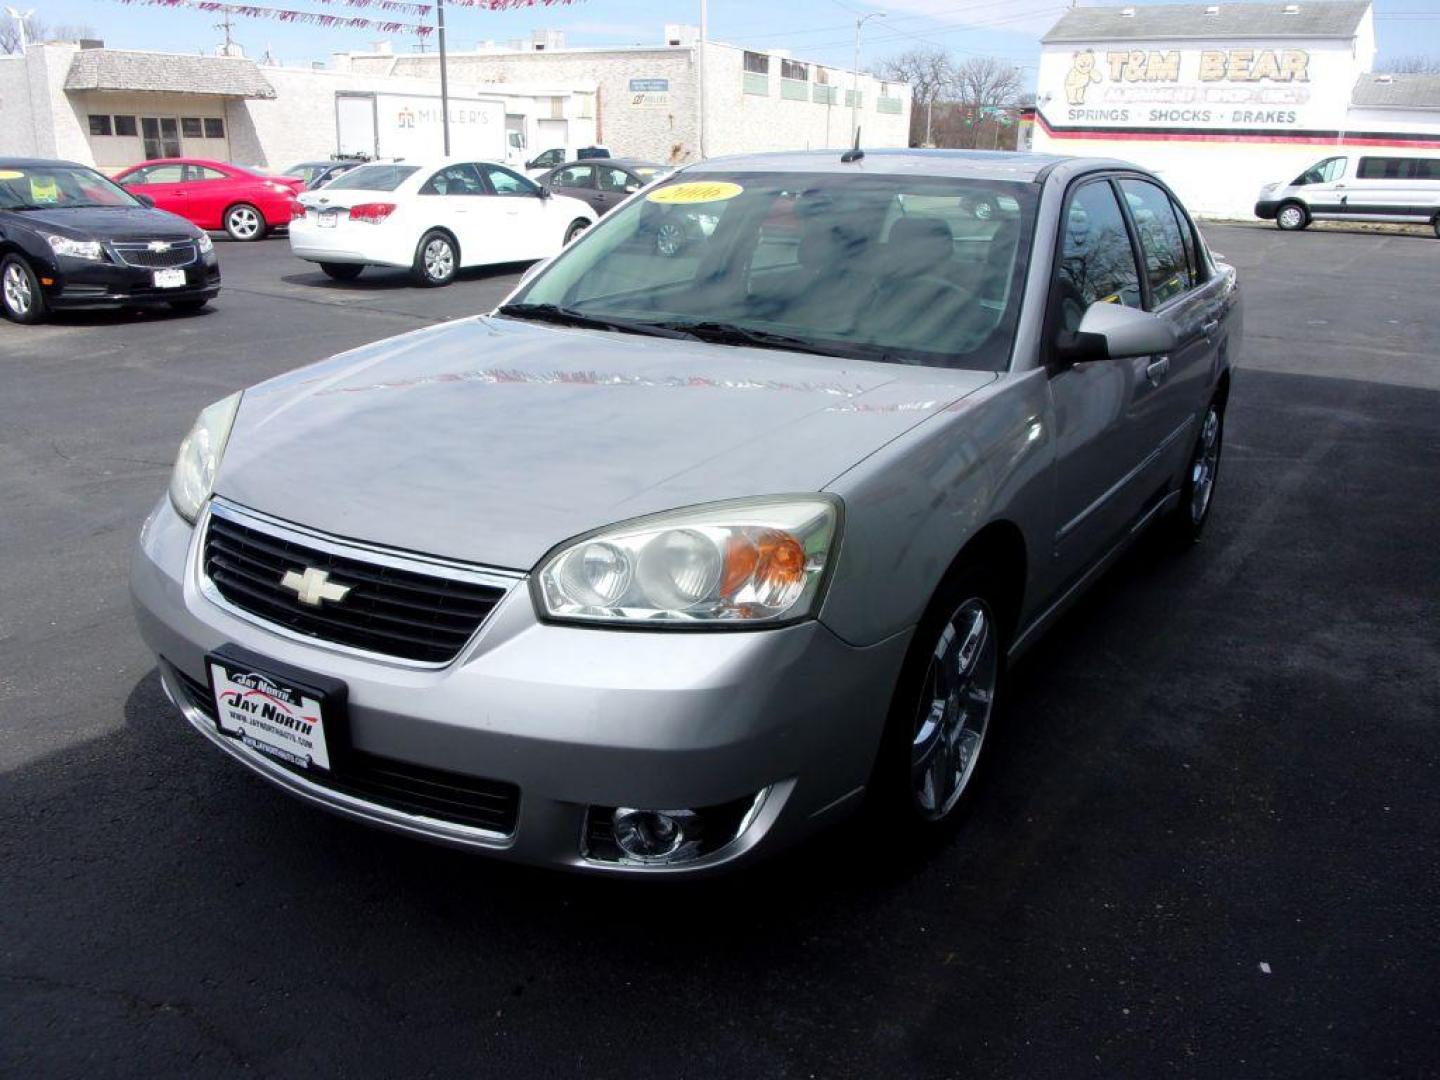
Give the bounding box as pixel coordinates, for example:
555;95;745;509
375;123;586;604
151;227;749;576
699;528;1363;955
1276;202;1309;231
564;219;590;245
411;230;457;287
1;254;46;324
320;262;364;281
224;203;267;242
1432;213;1439;240
870;564;1006;839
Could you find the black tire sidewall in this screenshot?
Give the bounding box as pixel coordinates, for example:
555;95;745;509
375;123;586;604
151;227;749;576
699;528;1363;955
868;562;1009;843
1;254;45;324
1276;203;1308;231
565;220;589;244
225;204;266;242
412;231;456;287
320;262;364;281
1165;397;1226;546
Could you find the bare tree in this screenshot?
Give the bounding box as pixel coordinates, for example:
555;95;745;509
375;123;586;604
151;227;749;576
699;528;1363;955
878;47;954;146
1376;55;1440;74
951;56;1023;110
1;15;98;54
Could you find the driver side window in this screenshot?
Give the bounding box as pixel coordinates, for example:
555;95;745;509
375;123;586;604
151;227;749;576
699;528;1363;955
481;165;538;197
1054;180;1143;333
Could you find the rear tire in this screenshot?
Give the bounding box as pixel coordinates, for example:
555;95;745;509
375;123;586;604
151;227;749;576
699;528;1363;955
1162;394;1225;547
411;230;457;287
868;562;1007;844
1432;213;1439;240
1;254;46;324
224;203;267;242
1275;202;1309;231
320;262;364;281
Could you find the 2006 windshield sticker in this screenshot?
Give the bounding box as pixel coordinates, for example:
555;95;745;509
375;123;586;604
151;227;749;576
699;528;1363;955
646;181;743;205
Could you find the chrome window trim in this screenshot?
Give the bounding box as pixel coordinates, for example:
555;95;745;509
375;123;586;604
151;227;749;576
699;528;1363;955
195;496;525;670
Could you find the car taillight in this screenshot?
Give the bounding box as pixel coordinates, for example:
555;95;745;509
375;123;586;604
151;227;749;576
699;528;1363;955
349;203;397;224
291;203;309;220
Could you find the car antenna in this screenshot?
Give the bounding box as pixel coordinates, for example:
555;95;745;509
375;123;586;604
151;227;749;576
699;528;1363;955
841;128;864;164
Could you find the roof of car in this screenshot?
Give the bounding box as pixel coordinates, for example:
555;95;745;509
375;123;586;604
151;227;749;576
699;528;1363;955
684;149;1112;183
0;157;92;169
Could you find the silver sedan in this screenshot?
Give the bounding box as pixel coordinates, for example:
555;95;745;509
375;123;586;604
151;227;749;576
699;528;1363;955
131;150;1241;874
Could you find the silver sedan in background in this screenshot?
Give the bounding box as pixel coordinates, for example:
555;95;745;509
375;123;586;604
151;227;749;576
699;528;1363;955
131;150;1240;874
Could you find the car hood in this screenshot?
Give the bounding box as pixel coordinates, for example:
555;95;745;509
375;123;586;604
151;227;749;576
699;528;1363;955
215;317;994;570
8;206;200;242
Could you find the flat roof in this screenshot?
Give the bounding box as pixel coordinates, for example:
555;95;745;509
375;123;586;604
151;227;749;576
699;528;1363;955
1042;2;1371;43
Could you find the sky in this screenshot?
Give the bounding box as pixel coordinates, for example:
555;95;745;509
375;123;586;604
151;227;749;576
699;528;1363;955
19;0;1440;91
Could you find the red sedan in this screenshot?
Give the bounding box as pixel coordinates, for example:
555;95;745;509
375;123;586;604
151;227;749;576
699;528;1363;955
112;158;304;242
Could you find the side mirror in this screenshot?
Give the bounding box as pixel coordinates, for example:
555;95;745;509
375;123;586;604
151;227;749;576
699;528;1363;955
525;160;537;171
625;182;640;194
1057;301;1177;363
134;193;155;208
536;185;551;200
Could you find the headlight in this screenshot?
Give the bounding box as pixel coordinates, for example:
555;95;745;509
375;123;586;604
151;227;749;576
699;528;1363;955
43;233;103;261
535;497;840;626
169;392;242;523
196;232;214;254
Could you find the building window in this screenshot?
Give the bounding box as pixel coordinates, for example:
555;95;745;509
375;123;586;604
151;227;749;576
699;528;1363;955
88;115;113;136
114;115;138;137
203;117;225;139
743;51;769;75
181;117;203;139
781;59;808;82
816;68;830;85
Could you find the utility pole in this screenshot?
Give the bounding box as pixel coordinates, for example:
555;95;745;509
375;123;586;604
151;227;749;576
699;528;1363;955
214;12;235;55
851;11;884;143
696;0;706;160
436;0;450;154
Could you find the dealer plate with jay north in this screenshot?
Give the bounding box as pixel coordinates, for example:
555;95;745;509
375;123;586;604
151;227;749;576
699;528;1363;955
209;658;332;771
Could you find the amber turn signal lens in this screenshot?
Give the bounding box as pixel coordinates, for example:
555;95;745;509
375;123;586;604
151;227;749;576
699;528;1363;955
720;535;759;597
754;530;806;587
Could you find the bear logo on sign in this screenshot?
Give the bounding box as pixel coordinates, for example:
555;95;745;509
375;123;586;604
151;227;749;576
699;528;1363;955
1065;50;1103;105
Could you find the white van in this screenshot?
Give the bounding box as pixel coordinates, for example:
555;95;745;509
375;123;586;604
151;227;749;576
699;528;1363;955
1255;152;1440;237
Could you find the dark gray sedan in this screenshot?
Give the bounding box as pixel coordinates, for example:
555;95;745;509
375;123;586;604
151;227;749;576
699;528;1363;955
132;150;1240;874
538;158;673;216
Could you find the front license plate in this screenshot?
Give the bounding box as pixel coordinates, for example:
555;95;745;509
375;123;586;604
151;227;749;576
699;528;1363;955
153;268;186;288
317;211;338;228
209;657;333;771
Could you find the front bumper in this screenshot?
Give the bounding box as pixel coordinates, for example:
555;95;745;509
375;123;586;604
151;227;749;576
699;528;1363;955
130;496;909;874
1253;198;1281;221
44;254;221;309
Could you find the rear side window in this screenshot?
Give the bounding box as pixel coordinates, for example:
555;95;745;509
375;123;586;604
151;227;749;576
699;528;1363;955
1055;181;1143;332
1119;178;1192;306
1358;157;1439;180
325;164;419;192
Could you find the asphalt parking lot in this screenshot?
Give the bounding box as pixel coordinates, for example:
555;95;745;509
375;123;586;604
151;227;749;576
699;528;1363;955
2;225;1437;1078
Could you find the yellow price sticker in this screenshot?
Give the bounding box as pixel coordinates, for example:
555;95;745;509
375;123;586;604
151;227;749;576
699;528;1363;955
646;181;743;205
0;169;24;180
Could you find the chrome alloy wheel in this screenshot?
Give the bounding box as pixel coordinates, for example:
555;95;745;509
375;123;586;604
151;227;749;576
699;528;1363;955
3;263;32;315
911;598;998;821
424;237;454;280
1190;405;1222;525
1277;204;1305;230
227;206;261;239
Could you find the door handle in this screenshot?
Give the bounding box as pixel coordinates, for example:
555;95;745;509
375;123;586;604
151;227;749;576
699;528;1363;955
1146;357;1170;385
1201;319;1220;337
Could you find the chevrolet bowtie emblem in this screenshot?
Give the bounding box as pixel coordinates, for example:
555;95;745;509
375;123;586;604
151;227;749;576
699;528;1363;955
280;567;352;607
147;240;171;252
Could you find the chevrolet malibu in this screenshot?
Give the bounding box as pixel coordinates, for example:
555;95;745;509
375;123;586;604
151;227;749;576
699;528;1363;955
131;150;1240;874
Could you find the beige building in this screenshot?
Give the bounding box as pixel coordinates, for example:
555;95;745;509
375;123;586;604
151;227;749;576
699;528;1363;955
0;28;911;174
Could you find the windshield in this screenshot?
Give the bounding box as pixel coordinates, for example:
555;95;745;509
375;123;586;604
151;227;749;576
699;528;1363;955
324;164;419;192
0;164;141;211
509;171;1036;371
285;164;321;182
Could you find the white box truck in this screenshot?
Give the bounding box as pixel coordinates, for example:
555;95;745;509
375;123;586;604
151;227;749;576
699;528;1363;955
336;92;521;163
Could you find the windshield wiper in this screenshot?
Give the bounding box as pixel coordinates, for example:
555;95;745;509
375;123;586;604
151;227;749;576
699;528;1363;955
647;320;844;358
494;302;689;339
4;204;52;212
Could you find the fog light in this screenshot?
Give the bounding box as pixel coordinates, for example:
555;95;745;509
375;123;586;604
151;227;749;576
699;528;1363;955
612;807;699;862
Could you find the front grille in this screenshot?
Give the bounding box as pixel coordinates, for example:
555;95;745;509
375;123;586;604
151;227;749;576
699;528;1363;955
168;662;520;835
111;241;198;269
202;509;509;664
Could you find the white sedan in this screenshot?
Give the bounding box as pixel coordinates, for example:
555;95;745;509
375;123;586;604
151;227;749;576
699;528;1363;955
288;159;596;287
